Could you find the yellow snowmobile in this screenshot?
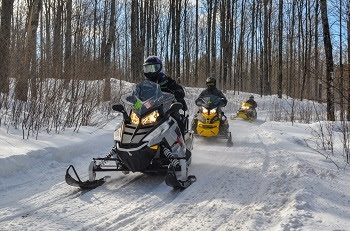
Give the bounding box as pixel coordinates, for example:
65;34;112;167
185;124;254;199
192;95;233;147
236;102;257;122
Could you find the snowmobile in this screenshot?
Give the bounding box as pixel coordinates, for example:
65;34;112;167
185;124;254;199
65;80;196;190
192;95;233;147
236;102;257;122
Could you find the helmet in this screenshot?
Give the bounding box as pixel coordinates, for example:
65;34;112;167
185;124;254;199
206;77;216;89
143;56;162;81
249;95;254;99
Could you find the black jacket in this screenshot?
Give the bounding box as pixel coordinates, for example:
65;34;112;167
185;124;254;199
154;72;188;111
246;99;257;109
195;87;228;107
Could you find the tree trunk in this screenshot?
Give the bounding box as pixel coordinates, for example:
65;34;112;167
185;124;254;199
0;0;14;94
103;0;116;101
277;0;283;98
64;0;72;88
194;0;199;86
210;0;218;79
250;0;256;92
320;0;335;121
263;0;269;95
15;0;41;101
288;1;296;98
53;0;63;79
347;0;350;121
207;0;213;77
339;0;344;120
131;0;139;82
315;0;321;101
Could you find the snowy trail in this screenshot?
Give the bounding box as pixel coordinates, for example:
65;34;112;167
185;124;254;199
1;116;350;230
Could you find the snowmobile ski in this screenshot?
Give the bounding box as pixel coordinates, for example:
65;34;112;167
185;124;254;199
65;165;106;190
165;165;196;189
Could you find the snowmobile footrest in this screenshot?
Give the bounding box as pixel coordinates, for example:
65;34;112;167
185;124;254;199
165;166;196;189
65;165;105;190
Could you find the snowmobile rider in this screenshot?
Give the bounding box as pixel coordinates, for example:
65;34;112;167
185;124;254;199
192;77;228;133
143;55;188;134
246;95;257;109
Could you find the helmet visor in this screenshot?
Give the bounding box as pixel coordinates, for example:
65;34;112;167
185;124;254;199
206;82;215;87
143;64;161;73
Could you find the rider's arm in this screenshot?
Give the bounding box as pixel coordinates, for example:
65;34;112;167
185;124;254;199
218;90;228;106
168;78;185;100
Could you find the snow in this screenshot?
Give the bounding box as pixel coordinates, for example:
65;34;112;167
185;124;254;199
1;88;350;230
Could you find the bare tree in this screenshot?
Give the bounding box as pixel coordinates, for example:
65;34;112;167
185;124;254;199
320;0;335;121
0;0;14;94
347;0;350;121
277;0;283;98
15;0;42;101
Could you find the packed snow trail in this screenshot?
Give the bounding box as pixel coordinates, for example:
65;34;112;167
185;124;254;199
0;117;349;230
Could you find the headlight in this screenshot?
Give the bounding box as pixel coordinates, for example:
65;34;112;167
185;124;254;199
130;111;140;125
210;108;217;114
202;107;208;113
242;106;250;110
141;110;159;125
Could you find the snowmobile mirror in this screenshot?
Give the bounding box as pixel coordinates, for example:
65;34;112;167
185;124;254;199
112;104;125;112
170;102;183;112
112;104;130;123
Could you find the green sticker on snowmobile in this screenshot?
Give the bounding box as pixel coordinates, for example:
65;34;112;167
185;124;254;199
208;100;212;104
134;100;142;110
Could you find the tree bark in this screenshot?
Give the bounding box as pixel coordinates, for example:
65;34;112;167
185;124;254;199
0;0;14;94
347;0;350;121
15;0;41;101
64;0;72;88
320;0;335;121
277;0;283;98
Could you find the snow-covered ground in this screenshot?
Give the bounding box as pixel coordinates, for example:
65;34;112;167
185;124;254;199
0;89;349;230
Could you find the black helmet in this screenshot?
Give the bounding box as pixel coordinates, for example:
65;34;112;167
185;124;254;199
249;95;254;99
206;77;216;89
143;56;162;81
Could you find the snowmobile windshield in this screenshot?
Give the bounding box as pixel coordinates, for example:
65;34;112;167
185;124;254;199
121;80;175;116
197;95;223;109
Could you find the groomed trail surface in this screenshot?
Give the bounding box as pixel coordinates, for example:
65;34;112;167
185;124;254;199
0;117;350;230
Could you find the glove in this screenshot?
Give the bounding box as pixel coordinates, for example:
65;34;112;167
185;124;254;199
221;98;227;106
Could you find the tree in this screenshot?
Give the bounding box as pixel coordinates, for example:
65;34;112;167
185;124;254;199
277;0;283;98
320;0;335;121
347;0;350;121
0;0;15;94
14;0;42;101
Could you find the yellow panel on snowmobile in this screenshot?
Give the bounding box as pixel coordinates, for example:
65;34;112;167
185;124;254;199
237;111;248;119
197;120;220;137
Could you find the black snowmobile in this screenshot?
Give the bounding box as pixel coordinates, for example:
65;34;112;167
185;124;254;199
65;80;196;190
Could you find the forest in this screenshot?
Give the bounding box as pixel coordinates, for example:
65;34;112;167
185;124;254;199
0;0;348;133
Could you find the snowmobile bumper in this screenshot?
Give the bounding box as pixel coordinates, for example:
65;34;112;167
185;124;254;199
65;165;106;190
196;120;220;137
115;142;158;172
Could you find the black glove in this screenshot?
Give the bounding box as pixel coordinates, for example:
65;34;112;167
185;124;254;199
221;98;227;106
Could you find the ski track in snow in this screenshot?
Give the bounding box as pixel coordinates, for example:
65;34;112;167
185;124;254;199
1;115;350;230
